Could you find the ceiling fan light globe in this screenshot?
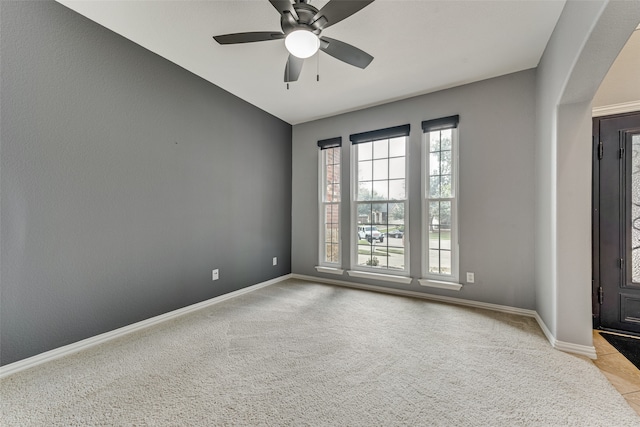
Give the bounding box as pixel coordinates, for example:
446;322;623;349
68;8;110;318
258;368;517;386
285;30;320;59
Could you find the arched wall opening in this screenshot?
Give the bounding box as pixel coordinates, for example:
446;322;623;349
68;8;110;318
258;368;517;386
535;0;640;356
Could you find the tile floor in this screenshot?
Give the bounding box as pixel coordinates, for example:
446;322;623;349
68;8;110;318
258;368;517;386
592;330;640;416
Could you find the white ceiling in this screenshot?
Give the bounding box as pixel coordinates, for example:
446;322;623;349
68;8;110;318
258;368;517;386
57;0;566;125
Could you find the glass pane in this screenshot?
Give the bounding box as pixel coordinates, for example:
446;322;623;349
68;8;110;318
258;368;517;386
358;161;372;182
373;180;388;200
325;226;338;243
372;159;388;180
324;148;332;166
389;157;405;179
333;183;340;201
387;202;404;246
332;226;340;242
333;163;341;183
430;152;441;175
324;228;332;244
441;129;452;151
328;147;339;164
326;164;335;185
632;134;640;282
372;203;386;225
440;201;451;229
325;243;338;263
440;229;451;250
389;137;406;157
358;244;373;266
429;176;440;198
358;181;373;201
429;231;440;249
387;247;404;270
440;150;452;175
357;203;372;225
429;200;440;230
388;202;404;224
429;250;440;273
325;184;334;202
430;132;441;152
389;179;405;200
373;139;388;159
325;204;337;226
440;250;452;275
440;175;452;198
358;142;372;161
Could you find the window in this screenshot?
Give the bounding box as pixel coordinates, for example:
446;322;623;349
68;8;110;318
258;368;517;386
422;116;459;282
318;137;342;267
350;125;410;275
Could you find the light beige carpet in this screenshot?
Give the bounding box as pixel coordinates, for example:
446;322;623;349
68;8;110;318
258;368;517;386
1;279;639;426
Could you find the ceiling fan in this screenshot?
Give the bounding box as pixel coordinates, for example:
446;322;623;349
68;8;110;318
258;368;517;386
213;0;375;83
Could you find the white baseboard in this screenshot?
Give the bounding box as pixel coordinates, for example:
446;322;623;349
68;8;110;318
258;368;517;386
293;273;598;359
532;313;597;359
291;274;536;317
0;274;292;379
554;340;597;359
533;312;556;346
2;272;597;378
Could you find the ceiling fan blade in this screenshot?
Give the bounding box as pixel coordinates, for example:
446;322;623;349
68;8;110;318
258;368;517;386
213;32;285;45
320;37;373;69
312;0;374;29
269;0;295;16
284;54;304;82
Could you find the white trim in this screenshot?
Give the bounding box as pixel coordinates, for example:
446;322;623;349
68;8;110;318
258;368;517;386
0;274;292;379
418;278;462;291
315;266;344;275
350;135;410;275
292;274;598;359
318;147;342;267
534;312;556;347
346;270;413;284
422;127;459;282
554;340;597;360
592;101;640;117
295;274;533;317
533;312;597;360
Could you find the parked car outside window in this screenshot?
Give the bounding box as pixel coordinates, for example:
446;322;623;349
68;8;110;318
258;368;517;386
357;225;384;243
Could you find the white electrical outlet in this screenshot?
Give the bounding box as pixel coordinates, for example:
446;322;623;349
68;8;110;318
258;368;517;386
273;257;278;266
466;272;475;283
212;269;219;281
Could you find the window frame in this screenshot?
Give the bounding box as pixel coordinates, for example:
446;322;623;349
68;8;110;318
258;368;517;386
421;116;460;284
349;126;410;277
318;140;342;268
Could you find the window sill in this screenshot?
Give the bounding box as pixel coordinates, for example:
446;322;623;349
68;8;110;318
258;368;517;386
347;270;413;285
315;266;344;275
418;279;463;291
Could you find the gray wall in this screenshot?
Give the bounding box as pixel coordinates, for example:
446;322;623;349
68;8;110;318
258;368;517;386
292;70;536;310
0;1;292;365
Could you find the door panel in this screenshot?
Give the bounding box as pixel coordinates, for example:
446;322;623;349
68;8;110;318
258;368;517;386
621;130;640;328
595;112;640;334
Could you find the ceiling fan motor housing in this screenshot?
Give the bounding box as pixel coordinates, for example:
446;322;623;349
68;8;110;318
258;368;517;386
281;2;325;35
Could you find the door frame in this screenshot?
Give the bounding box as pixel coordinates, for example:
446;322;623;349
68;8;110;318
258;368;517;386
592;111;640;333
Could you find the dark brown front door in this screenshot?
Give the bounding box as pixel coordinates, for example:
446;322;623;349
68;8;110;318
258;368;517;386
594;112;640;334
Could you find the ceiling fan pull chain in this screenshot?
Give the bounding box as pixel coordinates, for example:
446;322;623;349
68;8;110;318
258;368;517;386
317;51;320;82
